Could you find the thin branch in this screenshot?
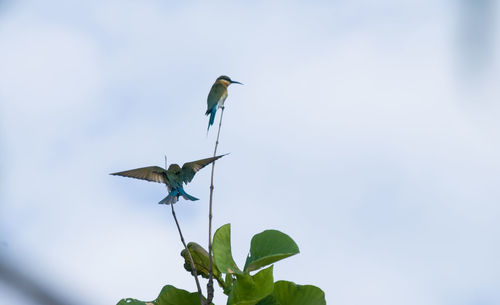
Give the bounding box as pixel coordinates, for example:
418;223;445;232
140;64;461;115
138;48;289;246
207;106;225;304
170;203;205;305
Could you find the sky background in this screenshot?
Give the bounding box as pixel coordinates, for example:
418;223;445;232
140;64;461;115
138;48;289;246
1;0;499;304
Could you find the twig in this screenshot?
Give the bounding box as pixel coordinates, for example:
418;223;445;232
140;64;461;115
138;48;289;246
170;203;205;305
207;106;225;304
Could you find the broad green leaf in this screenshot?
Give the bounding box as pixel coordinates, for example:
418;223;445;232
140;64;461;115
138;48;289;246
156;285;204;305
116;298;154;305
181;242;224;287
213;223;242;274
254;295;277;305
272;281;326;305
117;285;205;305
224;273;234;295
243;230;299;272
227;265;274;305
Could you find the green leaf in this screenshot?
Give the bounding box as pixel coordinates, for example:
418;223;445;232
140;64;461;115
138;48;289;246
227;265;274;305
254;295;277;305
213;223;242;274
117;285;204;305
224;273;234;295
272;281;326;305
116;298;154;305
243;230;299;272
156;285;204;305
181;242;225;287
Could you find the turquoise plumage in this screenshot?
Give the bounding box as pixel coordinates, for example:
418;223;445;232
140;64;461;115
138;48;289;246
111;155;226;204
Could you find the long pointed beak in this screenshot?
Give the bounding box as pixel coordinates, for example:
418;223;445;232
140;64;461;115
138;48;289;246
231;80;243;85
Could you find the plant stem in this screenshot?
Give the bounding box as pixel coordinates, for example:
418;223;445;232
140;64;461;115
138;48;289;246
207;106;225;304
170;203;205;305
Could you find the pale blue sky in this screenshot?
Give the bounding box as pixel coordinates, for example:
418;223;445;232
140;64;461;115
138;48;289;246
1;1;499;304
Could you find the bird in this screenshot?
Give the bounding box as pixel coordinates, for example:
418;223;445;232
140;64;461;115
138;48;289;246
111;155;226;205
206;75;242;131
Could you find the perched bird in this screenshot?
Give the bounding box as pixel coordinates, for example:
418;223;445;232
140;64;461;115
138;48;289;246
206;75;242;131
111;155;226;204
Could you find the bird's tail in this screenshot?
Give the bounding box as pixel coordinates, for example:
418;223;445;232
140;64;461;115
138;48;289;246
158;188;198;204
207;107;217;131
178;188;199;201
158;189;179;205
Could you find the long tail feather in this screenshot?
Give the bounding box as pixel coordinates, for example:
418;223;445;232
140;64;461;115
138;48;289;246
158;189;179;205
178;188;199;201
207;107;217;131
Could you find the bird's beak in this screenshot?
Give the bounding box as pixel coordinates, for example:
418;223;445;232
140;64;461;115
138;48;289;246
230;80;243;85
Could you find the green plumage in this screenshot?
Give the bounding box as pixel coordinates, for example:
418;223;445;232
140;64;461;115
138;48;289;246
111;156;224;188
206;83;228;114
205;75;242;131
111;155;226;204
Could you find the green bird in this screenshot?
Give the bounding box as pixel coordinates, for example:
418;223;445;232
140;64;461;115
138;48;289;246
111;155;225;204
206;75;242;131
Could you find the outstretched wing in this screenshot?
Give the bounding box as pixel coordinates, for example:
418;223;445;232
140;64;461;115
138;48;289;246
206;83;226;114
111;166;167;184
181;155;226;184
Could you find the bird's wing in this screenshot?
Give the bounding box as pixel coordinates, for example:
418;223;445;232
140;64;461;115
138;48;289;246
110;166;167;184
181;155;226;184
206;83;226;113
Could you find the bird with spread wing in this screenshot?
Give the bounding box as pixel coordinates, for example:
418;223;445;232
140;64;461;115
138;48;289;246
111;155;226;204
